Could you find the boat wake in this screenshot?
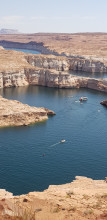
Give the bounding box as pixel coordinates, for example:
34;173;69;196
42;140;71;157
75;100;80;103
49;142;61;148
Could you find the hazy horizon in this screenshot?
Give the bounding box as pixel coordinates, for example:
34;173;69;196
0;0;107;33
1;29;107;35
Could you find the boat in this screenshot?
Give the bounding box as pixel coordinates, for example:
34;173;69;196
79;96;88;101
60;139;66;143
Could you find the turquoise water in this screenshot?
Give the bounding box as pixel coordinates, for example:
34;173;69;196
5;48;41;54
0;86;107;195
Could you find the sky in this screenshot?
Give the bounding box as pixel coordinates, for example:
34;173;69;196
0;0;107;33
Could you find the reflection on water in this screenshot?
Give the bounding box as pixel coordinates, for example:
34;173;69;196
69;70;107;79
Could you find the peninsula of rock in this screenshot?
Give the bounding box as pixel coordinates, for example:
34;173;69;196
0;96;55;127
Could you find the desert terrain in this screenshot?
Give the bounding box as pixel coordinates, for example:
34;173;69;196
0;33;107;62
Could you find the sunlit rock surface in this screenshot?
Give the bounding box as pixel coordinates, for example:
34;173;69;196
0;96;55;127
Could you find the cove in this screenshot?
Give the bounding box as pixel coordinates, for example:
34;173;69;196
0;86;107;195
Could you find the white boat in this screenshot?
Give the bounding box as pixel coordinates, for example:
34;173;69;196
79;96;88;101
60;139;66;143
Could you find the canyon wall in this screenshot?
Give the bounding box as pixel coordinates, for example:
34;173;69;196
1;67;107;92
0;41;107;73
0;49;107;92
0;40;59;56
26;54;107;73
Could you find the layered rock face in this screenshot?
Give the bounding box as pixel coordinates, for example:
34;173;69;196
0;40;58;55
1;67;107;92
0;177;107;220
0;49;107;92
0;96;55;127
27;54;107;73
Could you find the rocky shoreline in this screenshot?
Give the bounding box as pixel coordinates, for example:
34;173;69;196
0;176;107;220
0;48;107;93
0;96;55;127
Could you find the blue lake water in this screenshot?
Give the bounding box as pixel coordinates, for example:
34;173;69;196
5;48;41;54
0;86;107;195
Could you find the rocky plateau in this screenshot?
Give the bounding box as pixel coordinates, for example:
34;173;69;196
0;32;107;62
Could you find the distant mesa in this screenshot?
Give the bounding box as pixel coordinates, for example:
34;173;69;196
0;28;20;34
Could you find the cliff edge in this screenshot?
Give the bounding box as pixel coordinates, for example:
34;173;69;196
0;49;107;93
0;176;107;219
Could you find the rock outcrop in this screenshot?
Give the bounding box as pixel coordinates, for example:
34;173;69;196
0;177;107;220
0;96;55;127
0;49;107;93
27;54;107;73
100;100;107;107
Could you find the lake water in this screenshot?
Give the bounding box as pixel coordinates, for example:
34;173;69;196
5;48;41;54
69;70;107;79
0;86;107;195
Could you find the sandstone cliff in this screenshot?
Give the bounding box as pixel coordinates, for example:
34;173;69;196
26;54;107;73
0;96;55;127
0;49;107;93
0;177;107;220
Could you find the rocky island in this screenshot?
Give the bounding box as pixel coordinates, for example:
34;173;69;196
0;96;55;127
0;176;107;220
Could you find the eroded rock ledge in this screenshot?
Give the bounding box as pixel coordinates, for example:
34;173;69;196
0;177;107;220
0;49;107;93
0;96;55;127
